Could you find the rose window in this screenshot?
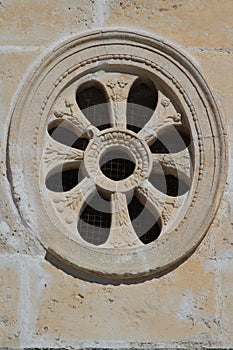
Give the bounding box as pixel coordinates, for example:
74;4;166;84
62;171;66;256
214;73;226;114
44;73;192;249
8;30;226;279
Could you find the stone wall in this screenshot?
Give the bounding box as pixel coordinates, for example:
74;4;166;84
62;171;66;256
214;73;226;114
0;1;233;349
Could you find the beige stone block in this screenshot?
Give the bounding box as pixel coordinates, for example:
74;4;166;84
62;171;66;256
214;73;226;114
148;257;219;344
36;261;137;344
211;200;233;260
0;255;221;348
33;256;219;346
0;51;44;255
107;0;233;49
193;200;232;261
3;256;51;348
193;53;233;121
0;51;42;118
0;0;94;46
0;256;20;348
216;257;233;347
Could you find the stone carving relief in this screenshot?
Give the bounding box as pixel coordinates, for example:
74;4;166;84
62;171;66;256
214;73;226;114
7;30;226;279
106;78;129;102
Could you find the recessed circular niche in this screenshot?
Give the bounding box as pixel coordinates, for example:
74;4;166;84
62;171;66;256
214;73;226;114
8;30;227;280
99;148;136;181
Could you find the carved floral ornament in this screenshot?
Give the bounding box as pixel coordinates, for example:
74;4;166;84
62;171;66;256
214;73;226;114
8;30;226;280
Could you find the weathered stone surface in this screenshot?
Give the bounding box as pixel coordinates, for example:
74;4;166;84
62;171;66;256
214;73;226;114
0;0;95;46
0;257;20;348
0;51;41;119
8;30;226;280
0;1;233;349
107;0;233;49
32;256;219;347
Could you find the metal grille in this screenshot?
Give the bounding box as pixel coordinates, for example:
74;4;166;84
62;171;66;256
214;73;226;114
46;168;84;192
77;86;111;130
128;194;161;244
127;104;153;133
48;82;189;245
101;158;135;181
150;127;191;154
78;192;111;245
49;126;88;150
165;174;179;197
100;148;135;181
150;139;169;153
127;81;157;133
149;173;189;197
165;175;189;197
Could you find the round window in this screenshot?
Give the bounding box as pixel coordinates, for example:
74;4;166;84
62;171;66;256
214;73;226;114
8;30;227;280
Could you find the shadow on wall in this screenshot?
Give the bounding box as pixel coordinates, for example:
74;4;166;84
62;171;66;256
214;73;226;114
45;249;193;286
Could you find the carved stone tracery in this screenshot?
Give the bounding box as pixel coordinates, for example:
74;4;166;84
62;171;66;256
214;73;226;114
8;30;226;279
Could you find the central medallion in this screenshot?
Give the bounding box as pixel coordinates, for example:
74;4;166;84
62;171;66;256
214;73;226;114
83;128;152;194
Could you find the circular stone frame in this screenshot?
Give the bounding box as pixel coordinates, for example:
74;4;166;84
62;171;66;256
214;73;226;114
8;30;227;280
84;128;152;193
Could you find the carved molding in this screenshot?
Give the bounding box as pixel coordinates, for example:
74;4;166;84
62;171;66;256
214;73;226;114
7;30;227;280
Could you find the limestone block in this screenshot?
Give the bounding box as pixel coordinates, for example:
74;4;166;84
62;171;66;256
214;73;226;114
0;51;42;120
107;0;233;49
0;0;95;46
0;51;45;255
31;255;219;347
193;53;233;121
0;256;20;348
217;258;233;347
0;255;51;348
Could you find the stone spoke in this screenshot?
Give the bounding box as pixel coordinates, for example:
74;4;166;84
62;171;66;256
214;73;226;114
102;73;137;128
51;177;96;231
136;179;167;216
43;134;84;175
152;147;192;185
140;179;185;228
138;90;182;144
51;95;99;138
104;192;143;248
110;100;128;128
136;179;183;228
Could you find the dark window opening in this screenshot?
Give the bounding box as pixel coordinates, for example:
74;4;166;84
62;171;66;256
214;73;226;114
128;194;161;244
149;172;189;197
48;125;88;150
150;138;169;153
100;149;135;181
46;168;84;192
78;192;111;245
150;126;190;154
76;84;111;131
127;79;158;133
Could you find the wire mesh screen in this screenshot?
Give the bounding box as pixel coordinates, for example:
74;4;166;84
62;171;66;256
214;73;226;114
100;158;135;181
46;168;81;192
76;86;111;130
47;80;188;246
100;148;135;181
127;80;157;133
78;192;111;245
49;126;89;150
128;194;161;244
127;103;153;133
149;172;189;197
